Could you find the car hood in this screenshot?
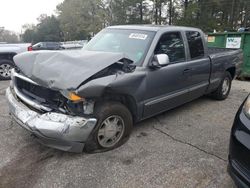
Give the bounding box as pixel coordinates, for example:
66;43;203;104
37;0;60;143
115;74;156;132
14;50;131;90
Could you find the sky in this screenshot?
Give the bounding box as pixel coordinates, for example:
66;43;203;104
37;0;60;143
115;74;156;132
0;0;64;33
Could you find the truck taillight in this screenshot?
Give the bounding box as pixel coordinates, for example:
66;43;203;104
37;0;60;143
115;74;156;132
28;46;33;51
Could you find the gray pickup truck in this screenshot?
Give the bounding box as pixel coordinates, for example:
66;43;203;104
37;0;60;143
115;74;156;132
6;25;243;152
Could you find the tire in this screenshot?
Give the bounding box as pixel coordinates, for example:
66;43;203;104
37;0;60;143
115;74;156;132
84;102;133;153
0;59;14;80
211;71;232;100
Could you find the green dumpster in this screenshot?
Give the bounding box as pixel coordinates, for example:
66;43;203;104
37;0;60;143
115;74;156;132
207;32;250;78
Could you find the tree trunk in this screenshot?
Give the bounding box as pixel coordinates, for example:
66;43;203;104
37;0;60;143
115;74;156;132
169;0;173;25
139;0;143;23
243;1;249;28
154;0;158;24
240;3;244;27
109;0;113;25
184;0;188;18
230;0;236;29
159;1;162;24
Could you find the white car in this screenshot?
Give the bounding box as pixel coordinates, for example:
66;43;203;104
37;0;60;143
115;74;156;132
0;43;31;80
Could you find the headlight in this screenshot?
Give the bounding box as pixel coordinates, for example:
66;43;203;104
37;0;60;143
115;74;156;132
60;90;85;103
243;95;250;118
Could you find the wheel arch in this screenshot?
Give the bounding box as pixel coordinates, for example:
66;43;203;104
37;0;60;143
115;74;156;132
226;67;236;79
96;92;138;123
0;52;17;62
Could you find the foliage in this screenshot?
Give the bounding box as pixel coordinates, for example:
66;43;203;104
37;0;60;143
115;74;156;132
56;0;106;40
0;28;19;43
21;0;250;42
177;0;250;32
22;15;62;43
110;0;151;25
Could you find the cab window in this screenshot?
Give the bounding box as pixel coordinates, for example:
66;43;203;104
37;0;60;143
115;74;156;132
154;32;185;63
186;31;204;59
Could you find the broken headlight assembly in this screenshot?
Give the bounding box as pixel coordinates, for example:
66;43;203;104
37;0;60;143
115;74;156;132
243;95;250;119
60;90;85;103
60;90;94;115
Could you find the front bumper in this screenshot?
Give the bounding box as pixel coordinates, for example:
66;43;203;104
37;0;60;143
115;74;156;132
6;87;97;152
228;159;250;188
228;105;250;187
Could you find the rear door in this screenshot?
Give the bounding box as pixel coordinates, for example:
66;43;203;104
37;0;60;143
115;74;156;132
184;31;211;99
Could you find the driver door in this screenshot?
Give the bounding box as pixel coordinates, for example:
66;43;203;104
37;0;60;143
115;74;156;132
143;31;193;118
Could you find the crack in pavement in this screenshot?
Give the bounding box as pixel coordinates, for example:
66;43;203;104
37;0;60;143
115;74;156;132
153;117;227;162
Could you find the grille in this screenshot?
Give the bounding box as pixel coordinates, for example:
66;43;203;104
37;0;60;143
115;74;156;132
232;159;250;181
15;77;64;107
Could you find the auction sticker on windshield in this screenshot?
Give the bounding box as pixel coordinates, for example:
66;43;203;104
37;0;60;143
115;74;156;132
129;33;148;40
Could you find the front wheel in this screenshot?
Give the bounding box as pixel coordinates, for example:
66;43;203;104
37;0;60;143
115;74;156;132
210;71;232;100
0;60;14;80
84;102;133;153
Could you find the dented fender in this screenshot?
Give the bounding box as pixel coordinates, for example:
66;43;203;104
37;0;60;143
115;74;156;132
76;74;117;97
76;69;147;101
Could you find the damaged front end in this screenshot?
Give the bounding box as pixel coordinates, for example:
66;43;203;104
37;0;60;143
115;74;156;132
6;51;136;152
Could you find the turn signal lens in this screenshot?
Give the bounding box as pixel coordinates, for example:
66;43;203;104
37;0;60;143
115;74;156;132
68;92;84;102
60;90;85;102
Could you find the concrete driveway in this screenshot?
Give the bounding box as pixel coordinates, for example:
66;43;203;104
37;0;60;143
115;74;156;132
0;80;249;188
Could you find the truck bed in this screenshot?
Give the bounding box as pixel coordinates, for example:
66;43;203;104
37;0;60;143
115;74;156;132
208;47;243;79
208;47;241;56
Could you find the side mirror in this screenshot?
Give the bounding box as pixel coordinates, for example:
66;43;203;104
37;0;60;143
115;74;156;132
150;54;170;68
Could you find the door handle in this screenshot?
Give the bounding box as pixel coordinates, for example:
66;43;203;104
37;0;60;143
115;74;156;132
183;68;191;75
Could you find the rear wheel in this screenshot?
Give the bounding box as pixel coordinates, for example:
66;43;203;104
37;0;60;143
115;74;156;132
84;102;133;153
210;71;232;100
0;60;14;80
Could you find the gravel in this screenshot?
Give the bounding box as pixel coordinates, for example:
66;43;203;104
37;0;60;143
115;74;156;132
0;80;250;188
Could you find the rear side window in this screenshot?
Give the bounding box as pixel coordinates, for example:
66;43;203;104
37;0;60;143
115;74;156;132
186;31;204;59
155;32;185;63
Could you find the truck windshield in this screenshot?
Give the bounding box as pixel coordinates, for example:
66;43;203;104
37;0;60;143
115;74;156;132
84;29;155;65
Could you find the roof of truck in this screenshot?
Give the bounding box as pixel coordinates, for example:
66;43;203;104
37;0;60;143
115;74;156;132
108;25;201;32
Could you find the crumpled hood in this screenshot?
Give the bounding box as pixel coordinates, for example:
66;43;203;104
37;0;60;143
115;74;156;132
14;50;129;90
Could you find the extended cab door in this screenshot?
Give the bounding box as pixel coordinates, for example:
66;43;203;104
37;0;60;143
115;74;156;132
143;31;192;118
184;31;210;100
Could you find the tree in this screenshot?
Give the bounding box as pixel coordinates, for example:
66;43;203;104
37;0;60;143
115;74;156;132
22;29;36;43
0;29;19;43
22;24;36;43
35;15;62;42
22;15;62;43
57;0;107;40
176;0;250;32
108;0;151;25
